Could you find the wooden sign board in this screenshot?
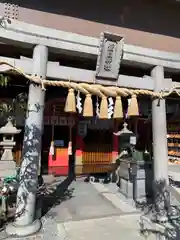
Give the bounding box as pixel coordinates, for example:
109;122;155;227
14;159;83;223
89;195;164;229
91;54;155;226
78;122;87;137
44;116;75;126
96;32;124;80
88;119;114;130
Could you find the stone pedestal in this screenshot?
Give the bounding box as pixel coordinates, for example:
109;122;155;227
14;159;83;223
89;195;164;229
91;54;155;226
118;159;153;201
133;161;153;201
0;160;16;178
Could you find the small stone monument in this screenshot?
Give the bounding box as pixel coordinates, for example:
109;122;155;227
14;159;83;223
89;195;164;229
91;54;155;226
0;118;21;178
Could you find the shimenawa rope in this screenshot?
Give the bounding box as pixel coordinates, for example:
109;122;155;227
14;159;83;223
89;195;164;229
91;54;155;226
0;61;180;119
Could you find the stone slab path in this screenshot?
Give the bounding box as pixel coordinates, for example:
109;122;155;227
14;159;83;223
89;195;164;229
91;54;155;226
47;178;123;222
61;214;156;240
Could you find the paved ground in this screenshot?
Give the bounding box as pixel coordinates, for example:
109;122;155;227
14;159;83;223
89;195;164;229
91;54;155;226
169;164;180;173
169;164;180;182
0;177;151;240
4;175;180;240
48;179;123;222
62;214;155;240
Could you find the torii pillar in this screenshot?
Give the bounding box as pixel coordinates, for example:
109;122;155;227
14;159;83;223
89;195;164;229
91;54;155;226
151;66;170;222
6;45;48;236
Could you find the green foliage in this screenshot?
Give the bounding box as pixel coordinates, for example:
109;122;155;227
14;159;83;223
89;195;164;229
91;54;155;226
0;74;27;120
0;93;27;118
0;74;9;87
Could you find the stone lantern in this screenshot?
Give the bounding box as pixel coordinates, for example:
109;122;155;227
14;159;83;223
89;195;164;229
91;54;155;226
0;118;21;178
115;122;153;202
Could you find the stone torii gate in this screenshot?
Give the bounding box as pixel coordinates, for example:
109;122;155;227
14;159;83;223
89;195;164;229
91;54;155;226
0;21;178;236
5;47;169;236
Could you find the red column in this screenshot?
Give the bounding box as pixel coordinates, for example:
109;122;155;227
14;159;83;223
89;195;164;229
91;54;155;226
75;133;85;175
112;121;119;163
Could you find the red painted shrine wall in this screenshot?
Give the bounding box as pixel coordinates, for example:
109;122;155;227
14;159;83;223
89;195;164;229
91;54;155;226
44;98;74;175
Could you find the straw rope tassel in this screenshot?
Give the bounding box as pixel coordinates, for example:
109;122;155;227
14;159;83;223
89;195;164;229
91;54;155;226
113;96;123;119
64;88;76;113
49;141;55;156
127;94;139;117
83;93;93;117
99;96;108;119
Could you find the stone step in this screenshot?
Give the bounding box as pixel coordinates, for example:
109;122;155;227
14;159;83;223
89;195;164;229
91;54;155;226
170;185;180;202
